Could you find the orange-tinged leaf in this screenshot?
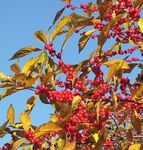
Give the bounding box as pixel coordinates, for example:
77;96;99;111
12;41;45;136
34;31;48;44
134;0;143;7
126;129;133;142
131;110;141;134
0;120;9;137
0;87;17;100
50;15;72;42
19;112;31;131
129;144;141;150
53;7;66;25
71;96;81;110
11;138;28;150
133;84;143;99
63;141;76;150
34;122;62;139
10;64;20;75
26;95;37;111
7;104;15;125
9;46;41;60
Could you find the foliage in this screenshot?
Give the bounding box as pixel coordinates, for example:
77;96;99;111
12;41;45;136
0;0;143;149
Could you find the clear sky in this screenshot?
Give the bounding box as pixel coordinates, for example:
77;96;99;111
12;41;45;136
0;0;142;147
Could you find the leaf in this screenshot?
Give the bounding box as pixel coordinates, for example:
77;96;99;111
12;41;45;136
96;101;101;123
9;46;41;60
25;76;38;87
134;0;143;7
111;91;117;110
34;31;48;44
61;27;75;51
63;141;76;150
98;14;123;53
0;72;8;81
126;129;133;142
78;29;96;53
26;95;37;111
10;64;21;75
39;93;49;104
129;144;141;150
0;87;17;100
22;57;38;75
19;112;31;131
92;133;99;143
131;110;141;134
34;122;62;139
53;7;66;25
71;96;81;110
11;138;28;150
0;120;9;137
57;138;65;150
37;51;47;66
50;15;72;42
118;111;130;126
138;18;143;33
133;84;143;99
7;104;15;125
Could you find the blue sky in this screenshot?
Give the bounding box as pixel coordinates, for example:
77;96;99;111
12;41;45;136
0;0;142;147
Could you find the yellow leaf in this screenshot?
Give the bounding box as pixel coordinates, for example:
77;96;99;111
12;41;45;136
0;72;8;82
71;96;81;110
112;91;117;110
133;84;143;99
129;144;141;150
63;141;76;150
10;64;21;75
138;18;143;33
7;104;15;125
37;51;47;65
19;112;31;131
57;138;65;150
9;46;41;60
34;31;48;44
92;133;99;143
26;95;37;111
22;57;38;75
78;29;96;52
11;138;28;150
34;122;62;139
50;15;72;42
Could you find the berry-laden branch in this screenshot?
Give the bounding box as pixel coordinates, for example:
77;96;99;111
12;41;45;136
0;0;143;149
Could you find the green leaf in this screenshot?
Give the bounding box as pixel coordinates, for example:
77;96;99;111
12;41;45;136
129;144;141;150
78;29;96;53
53;7;66;25
26;95;37;111
50;15;72;42
34;31;48;44
11;138;28;150
7;104;15;125
63;141;76;150
0;72;8;81
19;112;31;131
10;64;21;75
0;120;9;138
22;57;38;75
9;46;41;60
71;96;81;110
34;122;62;139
